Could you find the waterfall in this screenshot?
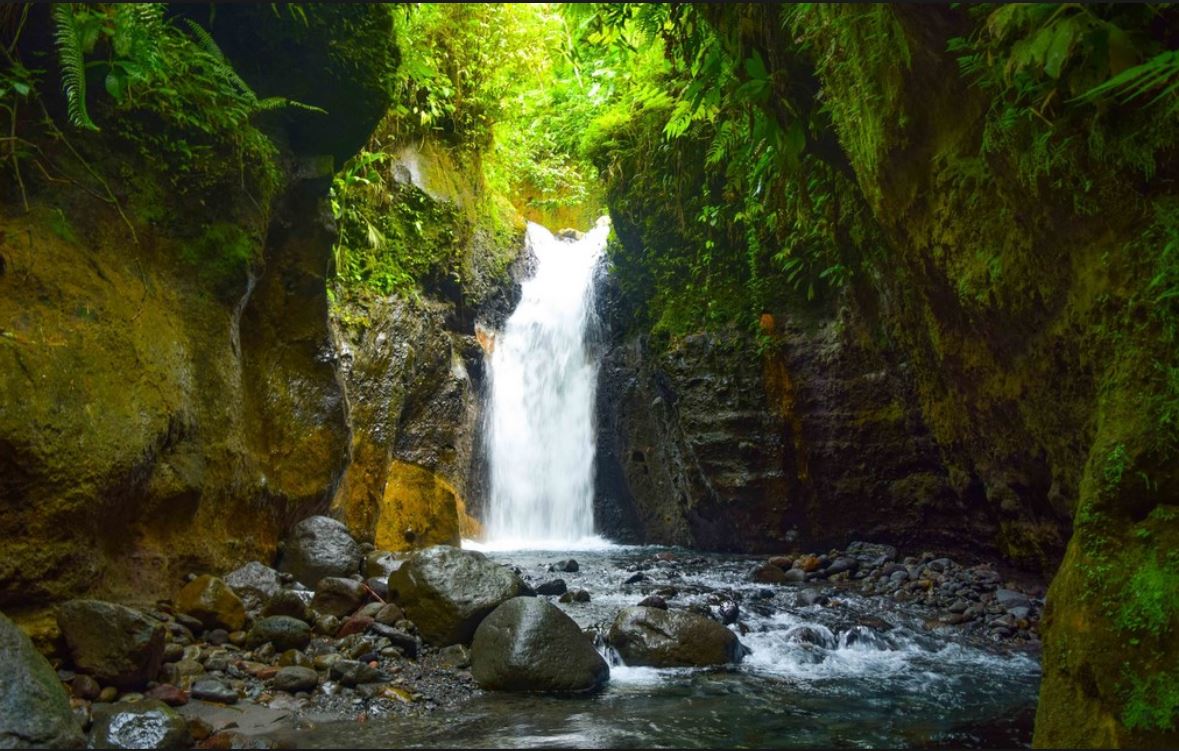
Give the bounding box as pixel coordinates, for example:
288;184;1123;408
481;218;609;549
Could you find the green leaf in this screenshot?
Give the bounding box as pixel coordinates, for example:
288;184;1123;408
104;69;127;101
12;81;30;96
1043;18;1079;80
743;51;768;81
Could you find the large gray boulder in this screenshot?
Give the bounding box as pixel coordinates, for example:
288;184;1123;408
608;606;744;667
471;597;608;693
279;516;362;587
57;600;164;689
388;545;531;646
0;612;85;749
89;700;189;749
223;561;282;611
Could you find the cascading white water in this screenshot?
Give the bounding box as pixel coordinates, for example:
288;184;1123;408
482;218;609;549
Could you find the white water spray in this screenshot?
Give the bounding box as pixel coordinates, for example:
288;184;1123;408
481;218;609;549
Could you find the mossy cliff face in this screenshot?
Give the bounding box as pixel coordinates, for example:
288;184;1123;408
329;140;525;551
599;6;1179;746
0;6;394;611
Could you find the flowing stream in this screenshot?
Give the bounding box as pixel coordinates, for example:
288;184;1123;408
483;219;609;548
287;547;1041;748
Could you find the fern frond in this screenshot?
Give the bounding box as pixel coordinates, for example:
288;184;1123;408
1075;49;1179;112
256;97;328;115
53;3;99;131
183;18;257;101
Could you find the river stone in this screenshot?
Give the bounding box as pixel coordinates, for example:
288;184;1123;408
245;616;311;652
57;600;164;690
273;666;318;693
846;541;898;567
751;563;788;584
174;576;246;632
223;562;282;610
387;546;532;645
471;598;608;693
89;699;189;749
0;612;85;749
190;678;237;704
608;606;744;667
280;516;362;587
365;550;403;579
535;579;567;596
330;659;384;686
312;577;366;618
262;589;310;623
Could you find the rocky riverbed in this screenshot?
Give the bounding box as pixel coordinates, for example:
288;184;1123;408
0;519;1044;749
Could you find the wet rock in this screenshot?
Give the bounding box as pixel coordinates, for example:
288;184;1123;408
190;678;237;704
1009;605;1032;620
279;516;362;588
223;562;282;611
847;542;897;567
261;590;309;622
535;579;567;596
718;600;740;625
364;578;389;600
926;558;953;573
57;600;164;690
205;629;229;646
367;623;418;658
89;699;189;749
175;576;246;634
548;559;579;573
796;555;822;573
97;687;119;703
796;589;829;607
329;659;384;686
608;606;744;667
751;563;788;584
365;550;403;579
637;595;668;610
0;612;85;748
273;666;318;693
277;649;313;668
471;598;608;693
841;625;894;650
995;589;1032;609
623;572;646;585
559;590;591;604
312;577;367;619
336;614;374;638
439;644;471;669
144;684;188;707
782;569;806;584
824;557;859;576
948;599;970;614
373;603;405;626
71;674;101;701
245;617;311;652
313;615;340;637
387;546;532;646
784;624;837;649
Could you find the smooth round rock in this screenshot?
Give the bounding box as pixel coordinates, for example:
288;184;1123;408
471;597;608;693
608;606;744;667
311;577;366;618
0;612;85;748
388;545;531;646
261;590;309;622
89;699;190;749
273;666;318;693
245;616;311;652
279;516;362;587
57;600;164;690
190;678;236;704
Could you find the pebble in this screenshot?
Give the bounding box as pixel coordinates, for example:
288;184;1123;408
273;666;318;693
190;677;237;704
72;674;100;700
98;686;119;703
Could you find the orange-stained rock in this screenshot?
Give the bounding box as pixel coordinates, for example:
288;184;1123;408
175;576;246;632
375;461;463;552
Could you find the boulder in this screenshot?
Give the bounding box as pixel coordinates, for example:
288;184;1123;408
471;598;608;693
222;562;282;610
311;577;366;618
279;516;361;587
88;700;189;749
535;579;567;596
56;600;164;690
387;546;531;645
0;612;85;748
245;616;311;652
751;563;788;584
174;576;246;632
608;606;744;667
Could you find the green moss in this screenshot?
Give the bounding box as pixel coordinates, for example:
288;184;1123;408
1122;669;1179;732
180;222;257;287
1115;556;1179;637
